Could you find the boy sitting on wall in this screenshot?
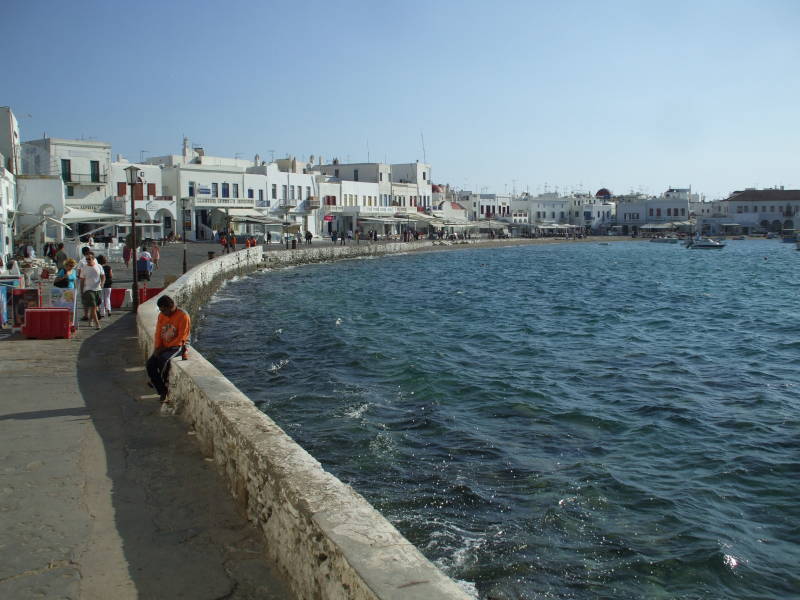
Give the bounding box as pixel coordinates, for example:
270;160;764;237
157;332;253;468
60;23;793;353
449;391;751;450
146;295;191;402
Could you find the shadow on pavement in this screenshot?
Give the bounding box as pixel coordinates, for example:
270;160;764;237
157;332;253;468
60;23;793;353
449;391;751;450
76;312;292;599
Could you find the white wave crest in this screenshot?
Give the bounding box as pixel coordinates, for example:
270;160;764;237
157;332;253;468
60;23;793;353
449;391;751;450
269;359;289;373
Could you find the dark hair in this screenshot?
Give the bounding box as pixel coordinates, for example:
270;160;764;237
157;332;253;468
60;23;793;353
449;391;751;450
97;255;106;265
81;246;90;255
156;295;175;309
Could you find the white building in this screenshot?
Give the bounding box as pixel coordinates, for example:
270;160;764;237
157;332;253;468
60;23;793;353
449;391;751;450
316;160;434;238
110;161;175;240
0;152;16;260
21;137;112;209
0;107;22;176
147;140;311;241
701;188;800;235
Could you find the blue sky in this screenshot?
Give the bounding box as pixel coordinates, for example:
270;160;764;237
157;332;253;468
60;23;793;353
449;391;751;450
3;0;799;199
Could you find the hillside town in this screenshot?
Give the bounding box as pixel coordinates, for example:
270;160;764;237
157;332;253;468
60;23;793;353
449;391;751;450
2;104;799;262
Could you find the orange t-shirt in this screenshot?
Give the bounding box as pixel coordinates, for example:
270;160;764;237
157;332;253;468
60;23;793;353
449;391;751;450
154;308;191;349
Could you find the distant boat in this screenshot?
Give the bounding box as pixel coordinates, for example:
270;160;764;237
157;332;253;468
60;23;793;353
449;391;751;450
686;237;726;249
781;230;796;243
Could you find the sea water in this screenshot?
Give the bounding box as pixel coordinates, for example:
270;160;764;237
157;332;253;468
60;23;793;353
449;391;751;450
194;240;800;599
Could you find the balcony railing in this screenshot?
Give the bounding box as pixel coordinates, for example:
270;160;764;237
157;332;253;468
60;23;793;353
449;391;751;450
63;172;107;184
306;196;320;209
191;196;255;207
111;195;176;213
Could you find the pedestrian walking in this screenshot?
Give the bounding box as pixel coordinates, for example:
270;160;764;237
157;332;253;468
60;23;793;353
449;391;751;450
220;233;228;254
97;255;113;318
228;233;237;252
79;253;105;330
149;240;160;269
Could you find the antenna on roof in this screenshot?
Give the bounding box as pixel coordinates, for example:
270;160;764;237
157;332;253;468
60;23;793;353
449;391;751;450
420;131;426;163
367;139;370;162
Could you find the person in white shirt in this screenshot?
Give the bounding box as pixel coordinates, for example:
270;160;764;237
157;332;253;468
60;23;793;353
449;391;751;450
79;253;105;330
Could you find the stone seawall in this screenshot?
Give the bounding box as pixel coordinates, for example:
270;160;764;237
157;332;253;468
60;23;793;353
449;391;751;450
137;243;472;600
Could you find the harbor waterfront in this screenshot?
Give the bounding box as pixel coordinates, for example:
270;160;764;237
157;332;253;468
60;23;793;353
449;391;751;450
195;239;800;599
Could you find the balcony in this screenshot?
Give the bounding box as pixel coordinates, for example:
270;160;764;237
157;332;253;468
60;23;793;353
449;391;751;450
111;195;176;213
191;196;255;208
63;172;107;184
306;196;320;209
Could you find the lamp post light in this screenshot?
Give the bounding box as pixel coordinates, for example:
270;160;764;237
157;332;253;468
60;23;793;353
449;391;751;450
124;165;142;311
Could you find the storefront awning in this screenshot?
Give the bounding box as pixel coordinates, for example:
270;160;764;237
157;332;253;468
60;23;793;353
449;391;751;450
211;208;284;226
63;208;127;223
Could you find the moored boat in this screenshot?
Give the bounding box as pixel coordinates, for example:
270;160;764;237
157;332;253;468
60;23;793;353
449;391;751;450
686;237;726;249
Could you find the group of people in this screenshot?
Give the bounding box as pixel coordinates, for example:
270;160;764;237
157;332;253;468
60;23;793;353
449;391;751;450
52;243;114;330
218;233;260;254
123;237;161;273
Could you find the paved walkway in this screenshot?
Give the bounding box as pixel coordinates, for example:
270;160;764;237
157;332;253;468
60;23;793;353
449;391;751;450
0;242;294;599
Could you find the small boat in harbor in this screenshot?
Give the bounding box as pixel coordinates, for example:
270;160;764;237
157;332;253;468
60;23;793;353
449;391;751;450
781;230;796;243
686;237;726;249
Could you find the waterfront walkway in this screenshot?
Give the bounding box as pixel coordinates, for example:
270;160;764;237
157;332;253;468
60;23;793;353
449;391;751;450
0;242;294;599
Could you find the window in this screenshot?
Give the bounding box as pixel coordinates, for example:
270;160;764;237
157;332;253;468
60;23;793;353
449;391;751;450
257;189;262;201
222;183;230;198
272;184;277;199
422;171;426;180
306;186;311;199
147;183;156;197
233;183;239;198
379;172;383;182
290;186;295;200
353;169;359;181
90;160;100;183
656;208;661;217
282;185;287;200
212;183;219;197
60;159;71;182
334;169;339;178
667;208;672;216
681;208;686;216
248;188;254;199
66;185;74;197
117;182;126;196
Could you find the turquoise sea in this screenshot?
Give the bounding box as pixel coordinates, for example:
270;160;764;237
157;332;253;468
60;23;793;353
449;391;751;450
195;239;800;599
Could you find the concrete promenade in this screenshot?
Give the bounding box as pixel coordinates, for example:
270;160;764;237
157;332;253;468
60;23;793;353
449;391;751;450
0;241;294;599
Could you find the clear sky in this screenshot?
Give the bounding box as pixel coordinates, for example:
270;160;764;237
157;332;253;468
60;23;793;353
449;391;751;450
3;0;799;199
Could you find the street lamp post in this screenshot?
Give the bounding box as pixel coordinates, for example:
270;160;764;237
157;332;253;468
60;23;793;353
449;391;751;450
182;198;188;273
125;165;141;310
